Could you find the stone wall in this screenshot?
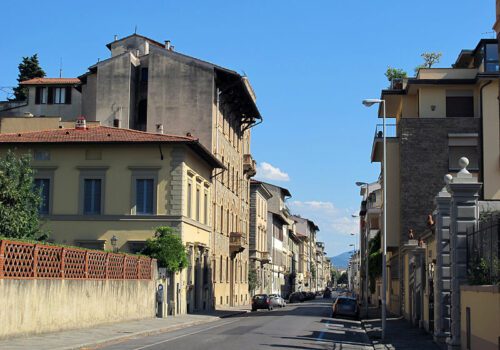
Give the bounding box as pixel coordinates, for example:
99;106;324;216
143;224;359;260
399;117;480;240
0;279;156;339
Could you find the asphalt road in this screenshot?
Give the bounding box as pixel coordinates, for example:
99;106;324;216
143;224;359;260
97;298;373;350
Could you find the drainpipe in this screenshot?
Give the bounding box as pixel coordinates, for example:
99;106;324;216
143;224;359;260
479;80;492;198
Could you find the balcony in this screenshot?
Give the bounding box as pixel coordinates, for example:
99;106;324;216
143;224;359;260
229;232;246;256
243;154;257;177
260;251;271;264
371;124;397;162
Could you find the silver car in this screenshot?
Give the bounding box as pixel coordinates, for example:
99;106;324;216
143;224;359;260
269;294;286;308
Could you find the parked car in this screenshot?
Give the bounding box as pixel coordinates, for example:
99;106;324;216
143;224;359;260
251;294;273;311
288;292;304;303
269;294;286;308
331;296;359;319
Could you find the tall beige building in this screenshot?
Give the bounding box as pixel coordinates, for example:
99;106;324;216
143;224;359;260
1;34;262;309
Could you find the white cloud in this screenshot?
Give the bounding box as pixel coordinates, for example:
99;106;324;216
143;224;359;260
256;162;290;182
289;200;359;256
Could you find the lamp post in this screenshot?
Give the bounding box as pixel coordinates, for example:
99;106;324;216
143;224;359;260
355;181;370;318
110;235;118;253
362;98;387;339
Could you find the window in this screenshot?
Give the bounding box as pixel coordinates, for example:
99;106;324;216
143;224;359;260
141;68;148;82
35;87;48;104
54;87;66;104
75;240;105;250
226;257;229;282
204;192;208;225
484;43;499;72
187;181;192;218
34;150;50;161
84;179;102;215
196;187;200;221
34;178;50;215
136;179;154;214
220;255;223;282
446;91;474;118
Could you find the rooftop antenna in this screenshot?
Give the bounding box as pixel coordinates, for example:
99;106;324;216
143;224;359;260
59;57;63;78
481;31;495;38
134;25;138;34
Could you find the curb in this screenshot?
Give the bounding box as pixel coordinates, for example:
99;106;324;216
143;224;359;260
75;311;248;350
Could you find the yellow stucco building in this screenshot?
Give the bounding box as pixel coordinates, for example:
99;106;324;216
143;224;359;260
0;122;223;315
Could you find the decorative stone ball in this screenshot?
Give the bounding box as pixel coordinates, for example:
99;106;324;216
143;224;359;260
459;157;469;169
444;174;453;185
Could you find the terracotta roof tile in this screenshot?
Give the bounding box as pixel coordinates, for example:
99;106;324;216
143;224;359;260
0;126;224;169
20;78;81;85
0;126;197;144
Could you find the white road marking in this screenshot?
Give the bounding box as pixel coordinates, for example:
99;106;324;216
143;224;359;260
130;320;237;350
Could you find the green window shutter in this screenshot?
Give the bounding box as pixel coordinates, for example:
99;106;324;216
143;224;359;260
65;87;72;104
35;87;41;104
47;87;53;104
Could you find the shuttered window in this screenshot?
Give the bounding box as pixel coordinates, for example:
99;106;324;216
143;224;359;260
446;96;474;118
136;179;154;214
83;179;102;215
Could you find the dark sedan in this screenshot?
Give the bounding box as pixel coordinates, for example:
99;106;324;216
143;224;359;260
331;296;359;319
251;294;273;311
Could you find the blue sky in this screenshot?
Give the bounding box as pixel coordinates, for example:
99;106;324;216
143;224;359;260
1;1;495;256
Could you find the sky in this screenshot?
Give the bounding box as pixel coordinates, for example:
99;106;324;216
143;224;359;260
0;1;495;256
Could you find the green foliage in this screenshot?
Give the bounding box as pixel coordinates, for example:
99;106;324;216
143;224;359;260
142;226;188;273
385;67;407;86
12;54;46;101
337;272;348;284
414;52;442;74
0;151;44;240
368;232;382;294
310;262;317;280
467;257;497;285
248;265;258;293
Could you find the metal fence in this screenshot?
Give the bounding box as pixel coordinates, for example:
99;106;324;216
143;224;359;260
0;239;153;280
466;214;499;285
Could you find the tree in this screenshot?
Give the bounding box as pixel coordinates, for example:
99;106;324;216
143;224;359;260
385;67;407;88
368;232;382;294
142;226;188;273
12;54;46;101
414;52;442;74
310;262;317;280
248;266;258;294
0;150;43;239
337;272;348;285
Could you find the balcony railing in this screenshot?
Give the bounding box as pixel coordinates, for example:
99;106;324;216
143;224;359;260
374;124;397;139
229;232;246;255
243;154;257;176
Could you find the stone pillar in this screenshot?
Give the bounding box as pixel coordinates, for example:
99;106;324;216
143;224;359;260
446;158;482;350
434;176;452;344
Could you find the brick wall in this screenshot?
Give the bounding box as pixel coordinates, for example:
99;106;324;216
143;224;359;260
398;117;480;240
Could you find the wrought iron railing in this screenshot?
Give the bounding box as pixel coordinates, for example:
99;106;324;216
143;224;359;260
466;214;499;285
0;239;154;280
374;124;397;139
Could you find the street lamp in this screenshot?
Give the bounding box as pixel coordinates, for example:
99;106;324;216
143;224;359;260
110;234;118;253
362;98;387;340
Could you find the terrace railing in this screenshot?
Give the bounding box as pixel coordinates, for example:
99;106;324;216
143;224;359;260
0;239;154;280
466;214;499;285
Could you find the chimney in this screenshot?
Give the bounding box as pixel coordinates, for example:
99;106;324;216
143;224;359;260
75;116;87;130
156;123;164;134
114;35;118;41
165;40;171;50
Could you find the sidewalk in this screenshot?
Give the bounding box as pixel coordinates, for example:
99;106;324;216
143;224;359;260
0;307;249;350
361;306;441;350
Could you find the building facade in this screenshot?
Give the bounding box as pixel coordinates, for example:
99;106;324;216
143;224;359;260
0;123;223;315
